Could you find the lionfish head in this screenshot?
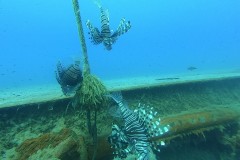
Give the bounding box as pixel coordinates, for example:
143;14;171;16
103;38;114;50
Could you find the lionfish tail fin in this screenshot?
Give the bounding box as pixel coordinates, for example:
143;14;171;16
86;20;103;45
116;18;131;37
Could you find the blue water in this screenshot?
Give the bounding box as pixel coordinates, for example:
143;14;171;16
0;0;240;89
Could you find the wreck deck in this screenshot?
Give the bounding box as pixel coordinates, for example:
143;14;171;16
0;70;240;109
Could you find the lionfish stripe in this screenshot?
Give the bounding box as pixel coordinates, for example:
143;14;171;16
100;8;111;37
68;65;80;74
63;72;77;80
64;66;80;79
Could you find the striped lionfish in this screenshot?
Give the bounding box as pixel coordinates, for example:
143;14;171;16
86;1;131;50
107;92;170;160
55;60;83;95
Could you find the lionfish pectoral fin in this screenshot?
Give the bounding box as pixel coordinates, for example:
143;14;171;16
55;71;62;85
55;61;65;85
86;19;94;30
92;28;103;44
56;61;65;77
108;105;122;118
116;18;131;37
86;20;103;45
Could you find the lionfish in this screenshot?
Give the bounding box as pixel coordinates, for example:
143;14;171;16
107;92;170;160
55;60;83;95
86;1;131;50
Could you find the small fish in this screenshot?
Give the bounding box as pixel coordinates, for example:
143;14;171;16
187;66;197;71
55;60;83;95
155;77;180;81
86;1;131;50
